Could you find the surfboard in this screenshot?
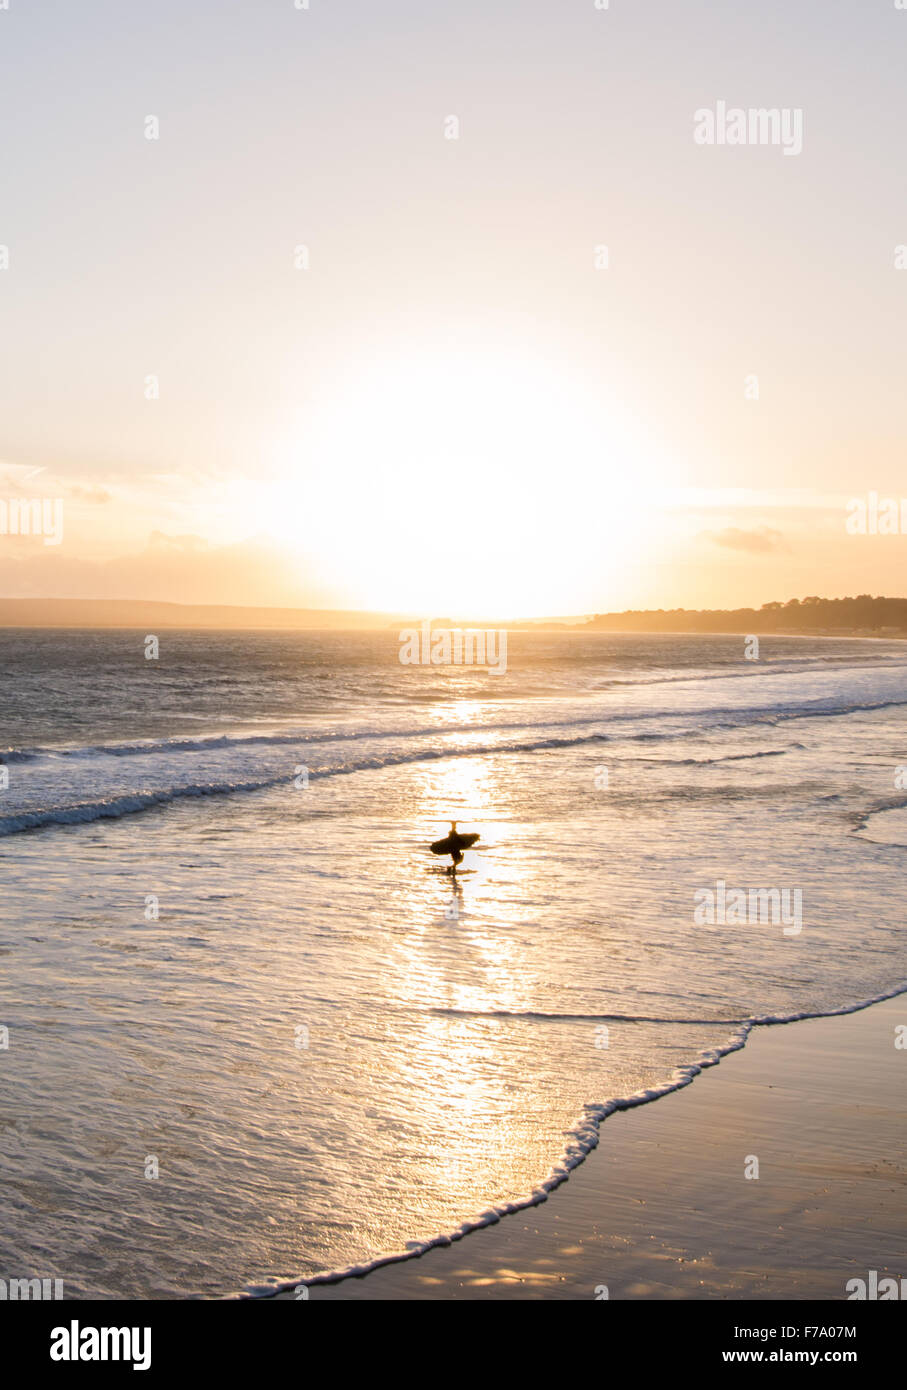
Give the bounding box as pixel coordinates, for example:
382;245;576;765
430;832;480;855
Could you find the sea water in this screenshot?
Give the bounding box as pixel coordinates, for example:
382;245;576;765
0;629;904;1297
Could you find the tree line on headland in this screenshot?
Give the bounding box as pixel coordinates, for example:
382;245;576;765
580;596;907;636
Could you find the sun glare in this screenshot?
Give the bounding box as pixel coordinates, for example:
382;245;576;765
246;350;667;617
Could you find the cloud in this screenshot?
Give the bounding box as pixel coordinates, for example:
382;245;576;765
66;484;112;504
0;532;342;608
0;465;113;504
147;530;210;553
702;526;786;554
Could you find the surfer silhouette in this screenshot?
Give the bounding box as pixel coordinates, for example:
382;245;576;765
430;820;480;874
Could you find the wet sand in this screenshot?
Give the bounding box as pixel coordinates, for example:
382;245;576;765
284;994;907;1300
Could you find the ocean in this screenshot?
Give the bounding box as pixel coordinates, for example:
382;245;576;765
1;628;905;1298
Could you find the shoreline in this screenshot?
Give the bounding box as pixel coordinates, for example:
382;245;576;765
270;991;907;1301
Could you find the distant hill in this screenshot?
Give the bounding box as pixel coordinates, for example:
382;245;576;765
1;594;905;636
581;596;907;636
0;598;404;630
0;598;580;631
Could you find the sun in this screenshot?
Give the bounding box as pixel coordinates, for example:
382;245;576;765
244;347;668;617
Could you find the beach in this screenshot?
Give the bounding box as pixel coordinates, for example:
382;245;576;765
289;994;906;1300
2;628;906;1298
4;0;906;1334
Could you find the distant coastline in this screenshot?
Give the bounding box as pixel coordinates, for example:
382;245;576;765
0;593;905;638
579;596;907;638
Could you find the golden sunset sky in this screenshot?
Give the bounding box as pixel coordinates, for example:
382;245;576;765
0;0;905;618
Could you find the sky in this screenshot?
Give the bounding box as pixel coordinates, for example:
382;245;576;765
0;0;905;618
